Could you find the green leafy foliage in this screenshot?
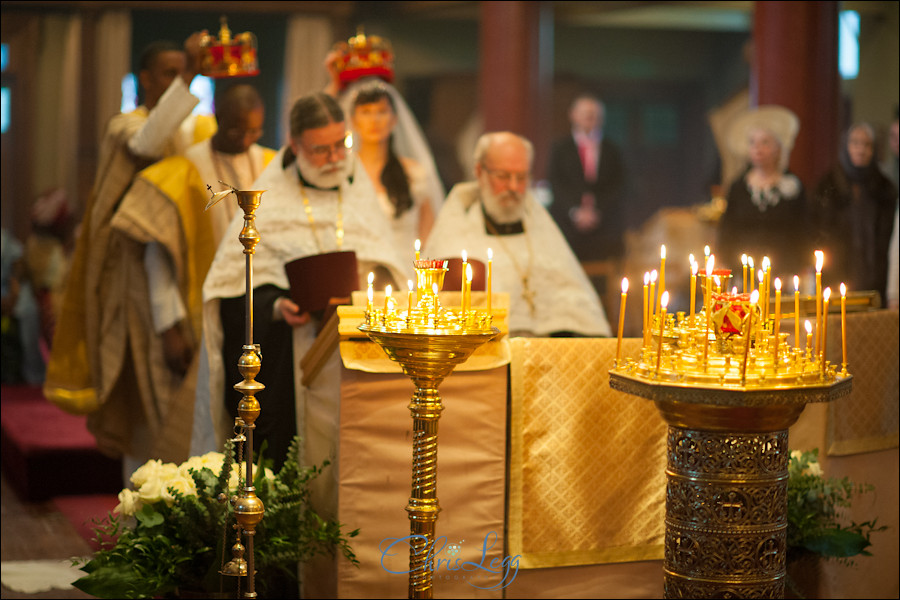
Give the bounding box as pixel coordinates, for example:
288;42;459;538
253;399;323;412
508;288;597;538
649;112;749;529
72;437;358;599
786;448;886;564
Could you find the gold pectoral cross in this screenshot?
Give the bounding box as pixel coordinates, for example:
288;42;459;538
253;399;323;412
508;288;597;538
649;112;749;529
522;276;536;317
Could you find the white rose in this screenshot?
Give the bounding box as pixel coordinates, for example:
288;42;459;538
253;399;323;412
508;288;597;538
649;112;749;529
114;488;142;516
130;459;164;488
806;461;823;477
137;475;166;504
161;473;198;506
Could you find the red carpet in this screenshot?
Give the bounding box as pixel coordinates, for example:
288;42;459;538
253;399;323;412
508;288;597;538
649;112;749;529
52;494;121;551
0;384;122;502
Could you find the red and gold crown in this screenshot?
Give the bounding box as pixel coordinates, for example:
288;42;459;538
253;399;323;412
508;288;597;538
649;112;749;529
332;28;394;90
199;16;259;79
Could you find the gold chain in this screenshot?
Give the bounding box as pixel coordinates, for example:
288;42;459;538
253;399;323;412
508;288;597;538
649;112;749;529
483;214;535;317
299;179;343;253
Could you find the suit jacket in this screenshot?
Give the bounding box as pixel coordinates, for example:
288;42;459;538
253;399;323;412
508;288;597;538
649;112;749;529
547;135;626;262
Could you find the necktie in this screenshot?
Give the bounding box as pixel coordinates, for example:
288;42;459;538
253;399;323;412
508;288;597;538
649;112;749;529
578;137;597;182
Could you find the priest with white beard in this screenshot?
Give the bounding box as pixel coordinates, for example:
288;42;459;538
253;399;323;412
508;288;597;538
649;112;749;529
190;93;407;473
424;131;611;338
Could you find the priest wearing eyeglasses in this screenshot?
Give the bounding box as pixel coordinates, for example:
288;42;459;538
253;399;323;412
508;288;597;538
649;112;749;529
191;92;406;471
424;131;611;338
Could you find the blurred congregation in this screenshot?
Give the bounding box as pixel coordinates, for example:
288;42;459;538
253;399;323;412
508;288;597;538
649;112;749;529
0;2;898;597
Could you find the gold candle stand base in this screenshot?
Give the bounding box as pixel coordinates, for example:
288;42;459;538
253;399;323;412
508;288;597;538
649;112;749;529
610;372;851;598
359;325;498;599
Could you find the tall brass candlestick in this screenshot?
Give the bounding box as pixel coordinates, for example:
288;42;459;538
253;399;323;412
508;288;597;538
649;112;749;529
230;189;267;599
741;289;760;385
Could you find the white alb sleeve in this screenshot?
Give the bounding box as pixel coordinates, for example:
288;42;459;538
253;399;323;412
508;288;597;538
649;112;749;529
127;77;199;159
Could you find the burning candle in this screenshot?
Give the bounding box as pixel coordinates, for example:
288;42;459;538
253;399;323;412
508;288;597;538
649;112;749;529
821;287;831;377
461;249;468;298
486;247;493;316
814;250;824;357
649;270;658;323
742;289;760;385
407;279;415;312
384;284;393;314
747;256;755;293
689;260;698;325
805;320;813;358
367;271;375;315
415;239;421;262
762;257;771;325
741;254;748;293
793;275;800;350
704;245;710;261
616;277;629;367
840;283;847;371
703;255;715;366
657;245;666;317
463;262;473;314
773;278;782;366
656;291;668;376
642;272;650;346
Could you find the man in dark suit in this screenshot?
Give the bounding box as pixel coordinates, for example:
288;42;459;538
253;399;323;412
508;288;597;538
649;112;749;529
547;94;626;270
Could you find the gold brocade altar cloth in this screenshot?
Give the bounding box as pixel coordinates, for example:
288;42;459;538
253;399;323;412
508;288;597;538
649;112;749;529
508;337;666;569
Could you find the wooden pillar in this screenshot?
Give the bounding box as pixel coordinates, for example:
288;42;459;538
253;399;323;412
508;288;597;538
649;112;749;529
479;1;553;178
752;1;840;187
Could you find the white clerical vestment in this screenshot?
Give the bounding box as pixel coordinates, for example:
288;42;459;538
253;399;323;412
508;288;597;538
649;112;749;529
424;181;611;337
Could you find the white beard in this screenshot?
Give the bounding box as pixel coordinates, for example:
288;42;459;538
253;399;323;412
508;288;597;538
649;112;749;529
296;149;351;189
480;176;525;224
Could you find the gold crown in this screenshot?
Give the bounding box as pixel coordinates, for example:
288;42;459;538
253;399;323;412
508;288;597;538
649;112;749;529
333;27;394;90
199;16;259;79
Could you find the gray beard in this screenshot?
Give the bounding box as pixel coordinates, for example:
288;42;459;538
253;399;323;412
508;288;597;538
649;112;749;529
296;150;350;189
480;184;525;224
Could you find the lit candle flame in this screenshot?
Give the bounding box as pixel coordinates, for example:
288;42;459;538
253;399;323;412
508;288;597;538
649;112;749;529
650;269;658;283
415;239;421;252
758;269;764;284
368;271;374;285
823;287;831;302
385;284;392;297
466;262;473;282
461;249;467;263
751;289;760;304
732;286;738;295
774;277;781;292
805;320;812;335
714;275;720;287
815;250;824;273
661;290;669;308
840;282;846;297
661;245;666;259
704;245;710;258
741;253;747;266
762;256;770;271
691;261;698;276
408;279;414;292
487;247;493;260
706;255;715;276
794;275;799;292
748;256;754;270
622;277;629;293
689;253;695;266
644;271;650;286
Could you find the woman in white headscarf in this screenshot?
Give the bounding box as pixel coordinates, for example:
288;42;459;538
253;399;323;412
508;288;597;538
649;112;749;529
716;105;810;277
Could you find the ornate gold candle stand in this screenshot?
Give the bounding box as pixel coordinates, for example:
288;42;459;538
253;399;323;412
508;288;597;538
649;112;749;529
358;261;499;599
210;187;266;598
610;303;851;598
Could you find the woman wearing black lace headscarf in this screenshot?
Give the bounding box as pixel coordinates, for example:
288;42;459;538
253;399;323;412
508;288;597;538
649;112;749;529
813;123;898;303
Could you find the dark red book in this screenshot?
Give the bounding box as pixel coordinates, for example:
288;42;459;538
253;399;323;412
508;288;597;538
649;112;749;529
284;251;359;319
